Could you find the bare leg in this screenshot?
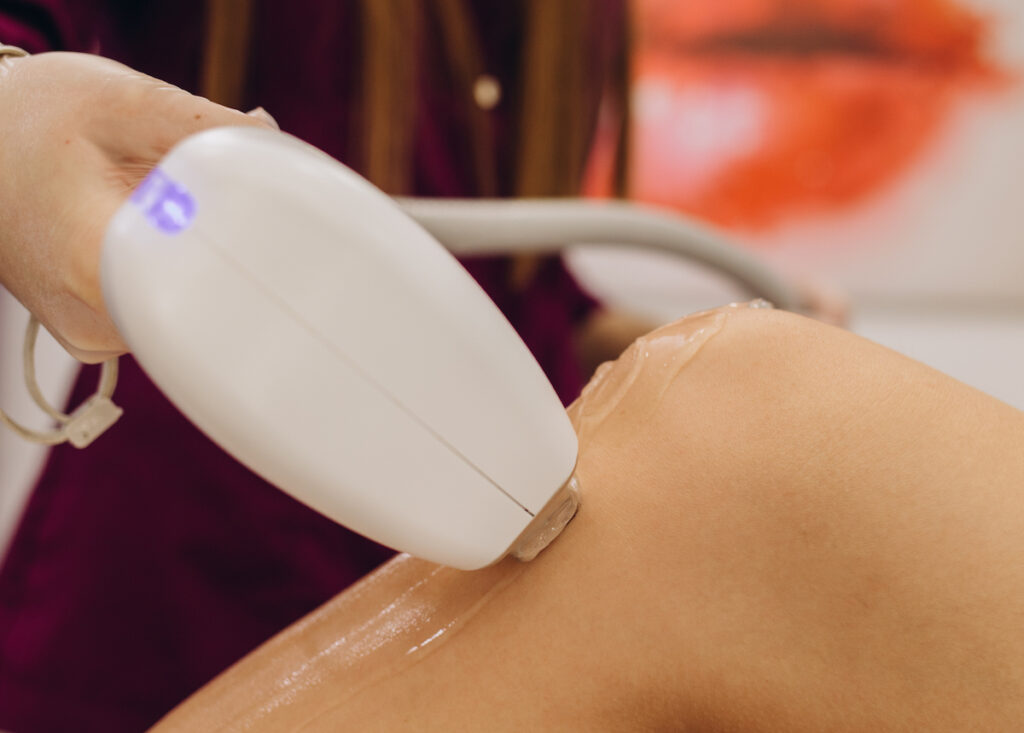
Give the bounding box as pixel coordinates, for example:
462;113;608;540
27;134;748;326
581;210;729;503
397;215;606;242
153;307;1024;732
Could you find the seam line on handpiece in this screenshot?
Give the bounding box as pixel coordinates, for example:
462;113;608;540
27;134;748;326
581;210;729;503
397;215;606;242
195;228;535;517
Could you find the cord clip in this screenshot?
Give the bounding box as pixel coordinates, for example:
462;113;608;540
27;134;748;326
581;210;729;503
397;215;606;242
64;395;124;448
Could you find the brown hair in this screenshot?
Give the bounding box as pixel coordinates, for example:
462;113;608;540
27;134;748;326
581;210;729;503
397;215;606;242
200;0;254;112
201;0;631;285
202;0;629;194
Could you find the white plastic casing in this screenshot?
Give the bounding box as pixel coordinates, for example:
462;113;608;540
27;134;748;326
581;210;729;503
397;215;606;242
100;127;578;570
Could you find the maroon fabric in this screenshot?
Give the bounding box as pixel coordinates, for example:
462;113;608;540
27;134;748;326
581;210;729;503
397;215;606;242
0;2;618;731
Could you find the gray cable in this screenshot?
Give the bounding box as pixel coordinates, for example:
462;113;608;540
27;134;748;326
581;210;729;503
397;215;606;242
398;197;806;313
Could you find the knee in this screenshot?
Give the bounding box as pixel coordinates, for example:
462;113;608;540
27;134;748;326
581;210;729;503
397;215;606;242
571;304;912;591
657;305;903;478
580;305;866;483
564;305;1024;728
570;305;856;548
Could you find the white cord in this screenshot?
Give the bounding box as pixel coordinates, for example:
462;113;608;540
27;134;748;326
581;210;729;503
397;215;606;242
0;315;123;448
23;317;73;424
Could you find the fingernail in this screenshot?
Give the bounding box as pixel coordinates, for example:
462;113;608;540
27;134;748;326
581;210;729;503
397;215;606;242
247;106;279;130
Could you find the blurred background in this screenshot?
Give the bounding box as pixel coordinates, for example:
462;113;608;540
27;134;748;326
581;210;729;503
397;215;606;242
572;0;1024;408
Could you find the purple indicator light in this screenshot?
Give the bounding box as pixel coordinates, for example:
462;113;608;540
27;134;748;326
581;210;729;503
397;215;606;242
131;169;197;234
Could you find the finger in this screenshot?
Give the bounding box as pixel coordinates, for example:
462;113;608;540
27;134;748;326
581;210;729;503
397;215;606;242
88;77;270;165
149;87;269;146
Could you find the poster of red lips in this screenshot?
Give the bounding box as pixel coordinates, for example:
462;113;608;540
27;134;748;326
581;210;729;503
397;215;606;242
580;0;1024;305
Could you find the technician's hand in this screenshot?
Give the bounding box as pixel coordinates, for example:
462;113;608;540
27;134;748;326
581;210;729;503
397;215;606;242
0;51;276;363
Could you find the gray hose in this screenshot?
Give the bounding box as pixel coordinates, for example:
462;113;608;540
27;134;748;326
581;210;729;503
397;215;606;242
398;197;805;313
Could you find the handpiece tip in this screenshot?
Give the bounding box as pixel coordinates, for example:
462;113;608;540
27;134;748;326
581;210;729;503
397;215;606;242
511;474;581;562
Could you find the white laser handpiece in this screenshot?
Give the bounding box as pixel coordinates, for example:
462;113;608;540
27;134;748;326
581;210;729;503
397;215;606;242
101;127;579;570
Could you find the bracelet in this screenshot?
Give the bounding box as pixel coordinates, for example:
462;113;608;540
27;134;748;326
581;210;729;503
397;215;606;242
0;44;28;59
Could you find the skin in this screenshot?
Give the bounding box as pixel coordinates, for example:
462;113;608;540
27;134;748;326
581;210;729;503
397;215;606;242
0;51;274;362
152;306;1024;731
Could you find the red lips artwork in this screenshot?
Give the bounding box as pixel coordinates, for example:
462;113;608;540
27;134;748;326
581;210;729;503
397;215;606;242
587;0;1009;238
